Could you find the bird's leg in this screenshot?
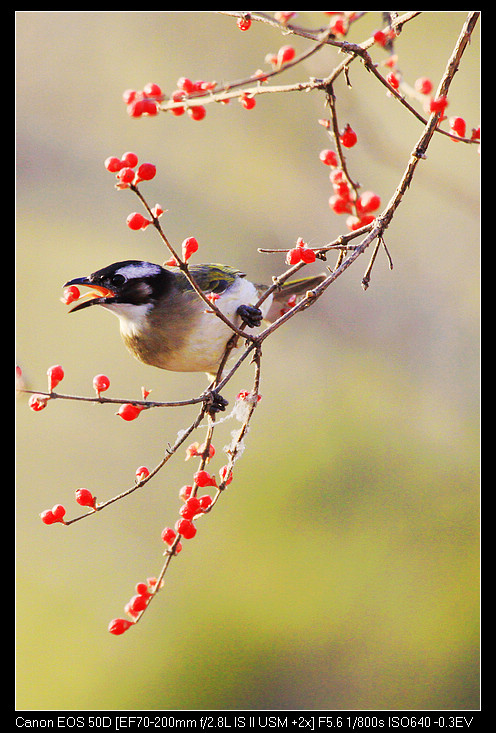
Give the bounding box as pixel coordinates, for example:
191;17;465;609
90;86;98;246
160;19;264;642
236;304;263;328
202;389;229;416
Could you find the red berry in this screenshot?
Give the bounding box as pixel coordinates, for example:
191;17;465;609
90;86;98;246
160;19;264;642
104;156;123;173
373;29;387;47
201;443;215;460
193;470;217;488
170;91;186;114
471;126;480;141
179;485;193;501
143;82;162;99
330;17;347;36
181;236;199;261
29;394;48;412
180;496;202;519
329;168;347;184
174;518;197;539
429;95;448;114
329;195;352;214
339;124;357;148
414;77;433;95
136;163;156;182
128;594;148;614
117;403;143;421
237;17;251;31
386;72;400;90
41;504;66;525
41;510;57;525
122;89;137;105
277;45;296;65
120;151;138;168
332;178;351;198
62;285;80;305
161;526;183;554
300;247;316;264
185;442;200;461
274;11;296;24
240;93;256;110
141;99;158;116
198;495;213;512
197;80;217;91
117;166;135;184
286;248;302;265
135;466;150;481
177;77;195;94
346;214;375;231
237;390;261;402
188;105;206;121
126;212;150;231
161;527;178;545
127;98;146;118
52;504;66;521
47;364;64;391
449;116;466;138
93;374;110;396
219;466;233;485
108;618;133;635
75;488;96;508
319;149;338;166
357;191;381;214
161;527;175;544
136;582;150;596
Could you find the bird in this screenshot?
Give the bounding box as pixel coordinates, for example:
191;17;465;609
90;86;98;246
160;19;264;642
64;259;325;382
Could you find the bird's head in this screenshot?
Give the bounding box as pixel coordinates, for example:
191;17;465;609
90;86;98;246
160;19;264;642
64;260;175;314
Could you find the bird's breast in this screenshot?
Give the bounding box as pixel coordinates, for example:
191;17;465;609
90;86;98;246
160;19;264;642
107;277;272;374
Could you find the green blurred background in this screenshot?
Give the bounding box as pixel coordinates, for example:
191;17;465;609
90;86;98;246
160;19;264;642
16;12;479;711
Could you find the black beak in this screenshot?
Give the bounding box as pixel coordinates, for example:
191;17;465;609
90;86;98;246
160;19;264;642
63;276;117;312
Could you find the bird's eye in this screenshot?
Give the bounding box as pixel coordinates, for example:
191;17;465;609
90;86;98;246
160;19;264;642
110;274;126;287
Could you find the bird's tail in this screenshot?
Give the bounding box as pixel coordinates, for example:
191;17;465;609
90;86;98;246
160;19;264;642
260;273;327;323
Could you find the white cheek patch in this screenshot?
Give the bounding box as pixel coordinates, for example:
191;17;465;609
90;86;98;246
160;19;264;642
115;263;162;280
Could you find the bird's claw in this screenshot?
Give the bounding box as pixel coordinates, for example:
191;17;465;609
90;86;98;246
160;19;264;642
202;389;229;416
237;304;263;328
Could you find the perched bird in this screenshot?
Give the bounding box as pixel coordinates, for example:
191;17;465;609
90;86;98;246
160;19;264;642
64;260;325;378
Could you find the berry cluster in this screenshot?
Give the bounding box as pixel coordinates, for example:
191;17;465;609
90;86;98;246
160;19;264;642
104;152;156;187
123;83;163;118
371;32;480;142
318;130;382;232
40;504;66;525
160;466;224;550
27;364;65;412
286;237;316;265
236;15;251;32
40;463;156;532
108;577;164;635
167;76;217;120
104;152;169;234
40;486;98;526
104;420;242;633
264;44;296;69
124;34;303;124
